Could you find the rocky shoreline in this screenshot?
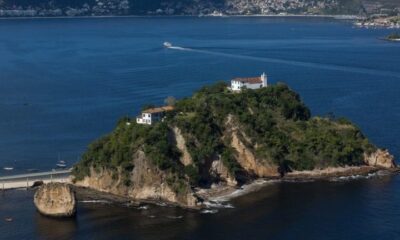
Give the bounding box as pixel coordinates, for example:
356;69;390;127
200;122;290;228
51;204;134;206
50;165;398;212
29;162;398;218
195;166;399;203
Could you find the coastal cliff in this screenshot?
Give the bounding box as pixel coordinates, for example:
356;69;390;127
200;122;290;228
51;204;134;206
73;82;396;208
75;150;199;207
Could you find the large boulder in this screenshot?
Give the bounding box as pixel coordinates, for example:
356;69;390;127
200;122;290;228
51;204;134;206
34;183;76;217
364;149;396;169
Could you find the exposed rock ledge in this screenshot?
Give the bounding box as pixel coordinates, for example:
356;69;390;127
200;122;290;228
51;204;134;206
75;151;200;209
364;149;396;169
34;183;76;217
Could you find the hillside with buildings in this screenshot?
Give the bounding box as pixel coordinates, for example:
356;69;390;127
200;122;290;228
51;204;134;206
72;77;395;208
0;0;399;17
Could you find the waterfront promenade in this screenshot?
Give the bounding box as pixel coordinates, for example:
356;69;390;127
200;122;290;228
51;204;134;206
0;169;72;190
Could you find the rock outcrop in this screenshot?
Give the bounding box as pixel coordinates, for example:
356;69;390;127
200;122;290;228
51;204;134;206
75;151;200;208
364;149;396;169
210;158;238;186
34;183;76;217
225;115;279;178
171;127;193;166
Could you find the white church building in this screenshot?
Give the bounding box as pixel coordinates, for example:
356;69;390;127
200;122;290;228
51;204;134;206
230;73;268;91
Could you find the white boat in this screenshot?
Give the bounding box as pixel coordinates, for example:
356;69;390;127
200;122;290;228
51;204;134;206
56;153;67;168
3;167;14;171
56;163;67;168
163;42;172;48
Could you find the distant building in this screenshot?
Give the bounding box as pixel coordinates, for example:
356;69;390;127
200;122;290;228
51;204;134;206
230;73;268;91
136;106;174;125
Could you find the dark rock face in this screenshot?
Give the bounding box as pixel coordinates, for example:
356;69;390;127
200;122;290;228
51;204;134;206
31;181;44;188
34;183;76;217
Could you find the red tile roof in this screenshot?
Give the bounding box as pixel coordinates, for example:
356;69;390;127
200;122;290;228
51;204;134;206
232;77;262;84
143;106;174;114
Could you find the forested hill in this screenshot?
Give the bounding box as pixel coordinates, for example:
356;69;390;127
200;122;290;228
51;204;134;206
69;82;396;208
0;0;399;17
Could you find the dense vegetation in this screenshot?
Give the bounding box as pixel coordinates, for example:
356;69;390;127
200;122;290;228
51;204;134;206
173;82;375;175
73;82;376;190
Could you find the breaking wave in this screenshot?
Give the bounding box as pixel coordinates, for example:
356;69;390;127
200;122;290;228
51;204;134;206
203;200;235;209
330;170;390;182
201;209;219;214
138;205;150;210
166;215;183;219
79;200;111;204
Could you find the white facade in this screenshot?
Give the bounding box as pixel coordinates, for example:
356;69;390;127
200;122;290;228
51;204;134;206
136;112;164;125
230;73;268;92
136;112;152;125
136;106;173;125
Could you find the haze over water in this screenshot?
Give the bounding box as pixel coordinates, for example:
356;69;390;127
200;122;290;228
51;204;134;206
0;17;399;239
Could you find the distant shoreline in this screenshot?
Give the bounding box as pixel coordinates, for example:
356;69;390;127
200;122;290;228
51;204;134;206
0;14;361;21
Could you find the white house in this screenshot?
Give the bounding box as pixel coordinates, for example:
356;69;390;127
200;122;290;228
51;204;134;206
136;106;174;125
230;73;268;91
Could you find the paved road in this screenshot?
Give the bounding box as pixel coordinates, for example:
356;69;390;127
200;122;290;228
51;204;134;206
0;169;72;181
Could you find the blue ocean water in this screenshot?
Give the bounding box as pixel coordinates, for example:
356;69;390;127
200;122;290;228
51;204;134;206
0;17;399;239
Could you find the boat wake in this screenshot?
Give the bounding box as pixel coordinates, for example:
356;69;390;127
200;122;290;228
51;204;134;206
167;46;191;51
167;44;400;79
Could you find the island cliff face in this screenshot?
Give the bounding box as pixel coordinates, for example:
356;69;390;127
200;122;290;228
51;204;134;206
76;150;199;207
34;183;77;217
73;82;396;208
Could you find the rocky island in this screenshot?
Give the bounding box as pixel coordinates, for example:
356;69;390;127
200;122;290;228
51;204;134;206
385;33;400;41
34;183;77;217
71;81;396;208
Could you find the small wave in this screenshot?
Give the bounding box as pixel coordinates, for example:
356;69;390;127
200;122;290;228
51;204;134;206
124;202;137;207
156;202;167;207
166;215;183;219
79;200;111;204
211;179;278;202
203;200;234;209
201;209;219;214
148;215;156;218
138;205;149;210
330;172;380;182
